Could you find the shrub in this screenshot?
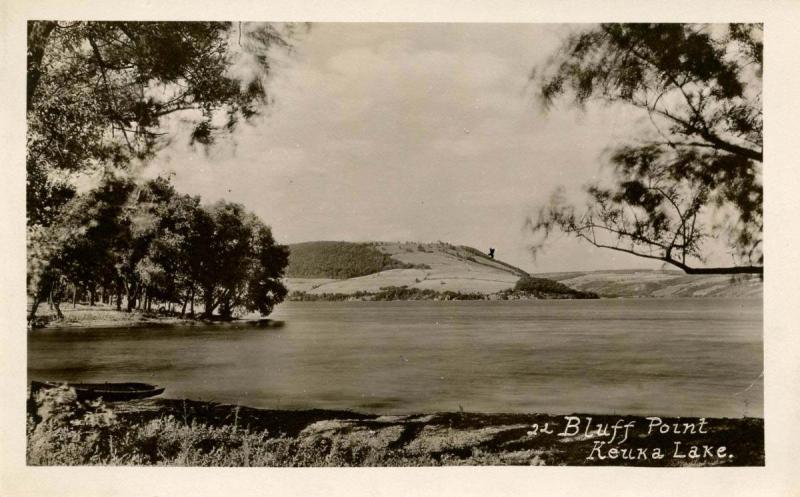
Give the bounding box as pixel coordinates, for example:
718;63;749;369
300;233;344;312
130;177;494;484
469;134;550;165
513;275;598;298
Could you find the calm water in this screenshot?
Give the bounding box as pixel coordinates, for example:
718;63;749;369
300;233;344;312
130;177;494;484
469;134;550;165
28;298;763;418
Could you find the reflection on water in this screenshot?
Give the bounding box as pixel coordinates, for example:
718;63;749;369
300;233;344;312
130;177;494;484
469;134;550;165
28;298;763;418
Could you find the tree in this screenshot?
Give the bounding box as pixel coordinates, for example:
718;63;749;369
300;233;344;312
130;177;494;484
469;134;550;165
26;21;294;226
27;175;289;324
529;24;762;275
117;177;180;312
192;201;288;319
140;191;205;316
27;174;135;322
242;222;290;316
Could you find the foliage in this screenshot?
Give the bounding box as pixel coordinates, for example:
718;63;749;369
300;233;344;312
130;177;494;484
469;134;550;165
27;21;294;226
288;288;482;302
288;280;596;301
513;275;598;299
194;201;289;318
27;175;289;324
285;242;417;279
27;174;136;321
27;384;119;465
371;287;485;301
26;22;295;323
530;24;762;274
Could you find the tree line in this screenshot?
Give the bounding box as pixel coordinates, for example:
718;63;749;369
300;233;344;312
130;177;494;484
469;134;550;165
27;175;289;324
285;241;423;279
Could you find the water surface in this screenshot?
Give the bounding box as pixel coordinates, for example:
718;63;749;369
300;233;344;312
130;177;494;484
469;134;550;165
28;298;763;418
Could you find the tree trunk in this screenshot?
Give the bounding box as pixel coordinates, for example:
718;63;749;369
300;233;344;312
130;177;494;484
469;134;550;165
28;289;44;324
202;287;215;319
52;299;64;320
116;280;123;311
28;297;41;324
89;286;96;306
72;284;77;308
50;281;64;320
126;282;135;312
189;286;195;317
27;21;57;111
220;298;231;320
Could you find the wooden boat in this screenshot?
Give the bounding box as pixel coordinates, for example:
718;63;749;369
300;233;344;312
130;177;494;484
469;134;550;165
30;380;165;401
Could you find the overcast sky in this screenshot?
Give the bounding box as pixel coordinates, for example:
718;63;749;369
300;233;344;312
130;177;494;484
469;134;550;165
148;23;703;273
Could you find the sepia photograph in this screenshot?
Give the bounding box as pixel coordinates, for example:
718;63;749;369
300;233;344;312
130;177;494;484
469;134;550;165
19;19;768;470
3;0;800;493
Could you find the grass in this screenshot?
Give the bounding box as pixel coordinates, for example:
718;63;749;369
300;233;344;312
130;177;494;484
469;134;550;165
26;386;459;466
28;301;190;329
286;241;424;279
28;301;275;330
27;387;764;467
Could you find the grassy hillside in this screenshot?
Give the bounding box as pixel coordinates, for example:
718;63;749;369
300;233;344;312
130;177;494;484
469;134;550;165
286;241;423;279
285;242;760;299
284;241;593;299
538;270;762;298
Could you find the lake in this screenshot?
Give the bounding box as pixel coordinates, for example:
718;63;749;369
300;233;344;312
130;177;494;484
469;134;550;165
27;298;763;418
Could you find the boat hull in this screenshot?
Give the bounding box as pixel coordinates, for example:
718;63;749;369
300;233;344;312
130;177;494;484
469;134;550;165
31;381;165;401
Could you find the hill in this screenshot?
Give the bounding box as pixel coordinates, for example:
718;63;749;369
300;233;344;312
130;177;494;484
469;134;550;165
285;241;423;279
285;241;591;299
285;243;762;300
537;269;762;298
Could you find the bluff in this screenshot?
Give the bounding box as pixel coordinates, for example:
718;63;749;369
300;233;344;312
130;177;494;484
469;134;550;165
284;241;588;298
537;270;762;298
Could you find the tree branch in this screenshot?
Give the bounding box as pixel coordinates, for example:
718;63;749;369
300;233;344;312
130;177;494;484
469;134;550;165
27;21;57;111
644;103;763;162
574;232;762;274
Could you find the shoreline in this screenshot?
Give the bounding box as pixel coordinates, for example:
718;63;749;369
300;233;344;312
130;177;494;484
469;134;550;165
27;394;765;466
35;316;280;331
30;295;761;330
29;294;595;330
27;304;281;331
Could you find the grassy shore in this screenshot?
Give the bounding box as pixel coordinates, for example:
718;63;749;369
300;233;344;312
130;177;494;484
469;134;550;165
28;302;273;330
27;386;763;467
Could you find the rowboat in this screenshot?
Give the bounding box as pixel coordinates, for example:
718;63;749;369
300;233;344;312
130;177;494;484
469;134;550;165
30;381;165;401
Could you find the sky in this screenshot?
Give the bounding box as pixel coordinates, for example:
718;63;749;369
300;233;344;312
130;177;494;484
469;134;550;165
148;23;699;273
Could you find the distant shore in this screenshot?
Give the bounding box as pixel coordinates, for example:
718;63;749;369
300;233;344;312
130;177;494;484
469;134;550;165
287;286;598;302
27;393;764;467
29;291;599;330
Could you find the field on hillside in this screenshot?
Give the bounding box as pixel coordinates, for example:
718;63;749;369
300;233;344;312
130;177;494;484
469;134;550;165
285;242;763;299
285;241;424;279
540;270;762;298
286;241;526;296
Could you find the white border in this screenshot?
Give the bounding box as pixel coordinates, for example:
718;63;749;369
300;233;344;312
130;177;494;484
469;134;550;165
2;1;799;496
